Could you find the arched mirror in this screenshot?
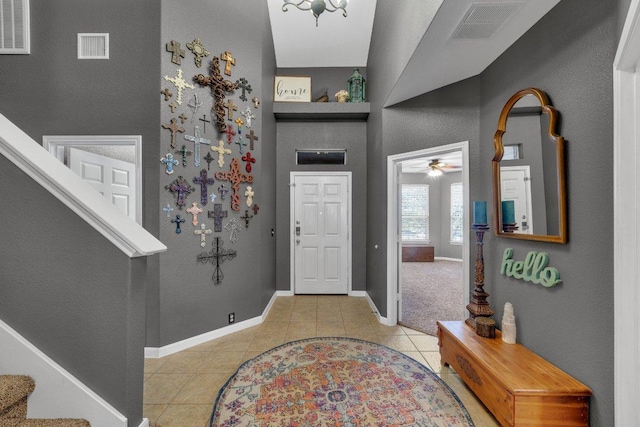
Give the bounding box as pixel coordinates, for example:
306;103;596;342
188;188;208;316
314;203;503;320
492;88;567;243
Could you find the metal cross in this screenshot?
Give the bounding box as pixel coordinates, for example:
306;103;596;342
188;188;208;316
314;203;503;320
163;68;194;105
187;94;203;123
186;38;210;68
204;152;214;170
218;184;229;200
199;114;211;133
175;145;192;167
162;119;184;148
179;113;188;124
193;169;215;206
252;204;260;216
220;51;236;76
162;203;175;218
184;126;211;167
215;158;254;212
236;77;253;102
241;152;256;173
161;88;173;101
244;186;254;207
211;140;231;168
193;57;238;133
166;40;185;65
240;210;254;228
223;125;236;144
165;176;195;209
235;138;247;154
245;130;258;150
169;102;178;113
186;202;203;226
241;106;256;128
194;223;212;247
208;203;228;232
171;214;186;234
197;237;237;285
160;153;179;174
223;99;237;121
224;217;242;244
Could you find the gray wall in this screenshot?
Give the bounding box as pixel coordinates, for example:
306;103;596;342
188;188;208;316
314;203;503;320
158;0;277;346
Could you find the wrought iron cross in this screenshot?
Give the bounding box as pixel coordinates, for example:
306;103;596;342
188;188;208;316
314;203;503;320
215;158;253;212
204;152;214;170
197;237;237;285
240;210;253;228
193;57;238;133
236;77;253;102
193;169;215;206
184;126;211;167
162;118;184;149
245;130;258;150
208;203;228;232
199;114;211;133
165;176;195;209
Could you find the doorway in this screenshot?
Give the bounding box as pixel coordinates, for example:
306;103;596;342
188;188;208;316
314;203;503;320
386;142;470;329
290;171;352;294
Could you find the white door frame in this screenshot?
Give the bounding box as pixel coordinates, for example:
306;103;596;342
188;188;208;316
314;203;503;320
500;165;534;234
386;141;470;326
614;1;640;424
290;171;353;294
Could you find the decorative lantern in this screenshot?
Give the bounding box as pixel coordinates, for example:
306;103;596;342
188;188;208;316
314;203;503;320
347;68;366;103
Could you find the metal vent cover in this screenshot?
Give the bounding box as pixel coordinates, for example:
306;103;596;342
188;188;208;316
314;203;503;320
77;33;109;59
0;0;30;54
451;2;523;40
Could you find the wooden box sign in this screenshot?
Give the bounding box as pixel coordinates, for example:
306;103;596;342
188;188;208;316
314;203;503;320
274;76;311;102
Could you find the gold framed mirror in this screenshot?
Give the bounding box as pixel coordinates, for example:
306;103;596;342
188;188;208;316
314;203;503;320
492;88;567;243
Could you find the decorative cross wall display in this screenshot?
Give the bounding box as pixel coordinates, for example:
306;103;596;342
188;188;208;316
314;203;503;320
241;152;256;173
169;102;178;113
223;124;236;144
186;202;203;226
193;169;215;206
163;69;194;105
193;57;238;133
252;97;260;109
171;214;186;234
194;223;212;247
187;94;203;123
161;153;179;174
211;140;232;168
252;204;260;215
184;126;211;167
165;176;195;209
235;118;244;134
235;138;247;154
236;77;252;102
208;203;228;232
245;130;258;150
240;210;253;228
223;99;237;120
224;217;242;244
210;193;217;203
197;237;237;285
186;38;210;68
162;119;184;148
162;203;175;218
199;114;211;133
241;106;256;128
245;186;254;207
175;145;192;167
166;40;185;65
215;158;254;212
161;88;173;101
204;152;214;170
220;51;236;76
218;184;229;200
179;113;188;124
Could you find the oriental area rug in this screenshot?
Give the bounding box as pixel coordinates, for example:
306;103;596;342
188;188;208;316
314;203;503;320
210;337;474;426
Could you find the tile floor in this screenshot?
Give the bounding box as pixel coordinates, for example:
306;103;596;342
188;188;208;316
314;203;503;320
144;295;500;426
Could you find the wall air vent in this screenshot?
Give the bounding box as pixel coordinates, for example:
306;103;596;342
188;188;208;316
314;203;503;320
451;2;523;40
296;149;347;165
0;0;30;54
77;33;109;59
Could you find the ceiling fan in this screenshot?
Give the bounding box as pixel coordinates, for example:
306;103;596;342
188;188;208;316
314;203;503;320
427;159;448;177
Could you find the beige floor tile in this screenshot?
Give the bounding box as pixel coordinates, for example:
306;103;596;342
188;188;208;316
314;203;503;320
285;331;316;342
259;320;290;335
316;309;343;321
265;310;293;321
368;321;406;335
465;403;501;426
171;373;229;405
345;331;379;342
401;351;428;366
408;334;440;352
374;335;418;352
197;351;246;374
344;320;375;334
421;351;445;374
156;404;213;427
247;335;286;352
144;356;170;374
143;373;192;404
401;325;428;335
287;320;316;334
144;373;152;382
316;321;346;337
143;404;167;423
242;350;265;361
184;337;223;352
155;352;208;374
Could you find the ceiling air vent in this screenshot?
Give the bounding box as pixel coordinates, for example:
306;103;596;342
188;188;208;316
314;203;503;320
0;0;30;54
77;33;109;59
451;2;523;40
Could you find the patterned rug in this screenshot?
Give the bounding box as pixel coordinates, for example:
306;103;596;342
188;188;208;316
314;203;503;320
210;337;474;426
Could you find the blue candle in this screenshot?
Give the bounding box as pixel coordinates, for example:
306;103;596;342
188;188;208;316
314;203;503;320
502;200;516;224
473;201;487;225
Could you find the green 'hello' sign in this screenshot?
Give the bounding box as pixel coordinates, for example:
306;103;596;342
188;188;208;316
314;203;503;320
500;248;562;288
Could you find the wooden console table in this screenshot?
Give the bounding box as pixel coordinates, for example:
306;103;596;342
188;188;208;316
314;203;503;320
437;321;591;426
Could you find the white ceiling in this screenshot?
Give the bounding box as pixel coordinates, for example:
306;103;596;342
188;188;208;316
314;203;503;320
267;0;562;103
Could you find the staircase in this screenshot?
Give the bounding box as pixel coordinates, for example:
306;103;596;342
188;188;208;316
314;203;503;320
0;376;90;427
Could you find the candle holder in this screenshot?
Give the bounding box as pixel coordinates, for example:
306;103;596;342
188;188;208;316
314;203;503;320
466;222;495;328
502;223;519;233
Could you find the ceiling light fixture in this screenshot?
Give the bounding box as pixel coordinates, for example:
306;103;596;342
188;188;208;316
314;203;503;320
282;0;348;27
427;159;445;179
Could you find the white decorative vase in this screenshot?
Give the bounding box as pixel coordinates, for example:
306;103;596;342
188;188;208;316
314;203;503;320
502;302;517;344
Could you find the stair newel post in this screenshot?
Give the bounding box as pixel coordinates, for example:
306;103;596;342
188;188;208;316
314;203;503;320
466;223;495;328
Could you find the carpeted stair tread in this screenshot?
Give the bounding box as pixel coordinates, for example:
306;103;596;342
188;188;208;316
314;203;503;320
17;419;90;427
0;375;35;421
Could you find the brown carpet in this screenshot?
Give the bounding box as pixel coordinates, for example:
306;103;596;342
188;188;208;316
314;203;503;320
400;260;465;336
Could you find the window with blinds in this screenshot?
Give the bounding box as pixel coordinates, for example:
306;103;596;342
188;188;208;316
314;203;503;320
401;184;429;242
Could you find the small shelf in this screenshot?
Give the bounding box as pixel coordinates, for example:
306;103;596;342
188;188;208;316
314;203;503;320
273;102;370;121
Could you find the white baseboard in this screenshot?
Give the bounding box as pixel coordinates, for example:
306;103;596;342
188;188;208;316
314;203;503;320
364;292;392;326
0;318;127;427
139;419;149;427
434;257;463;262
276;289;294;297
349;290;366;297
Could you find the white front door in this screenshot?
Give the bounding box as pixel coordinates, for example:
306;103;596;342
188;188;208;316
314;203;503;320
69;147;137;221
500;166;533;233
292;173;350;294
